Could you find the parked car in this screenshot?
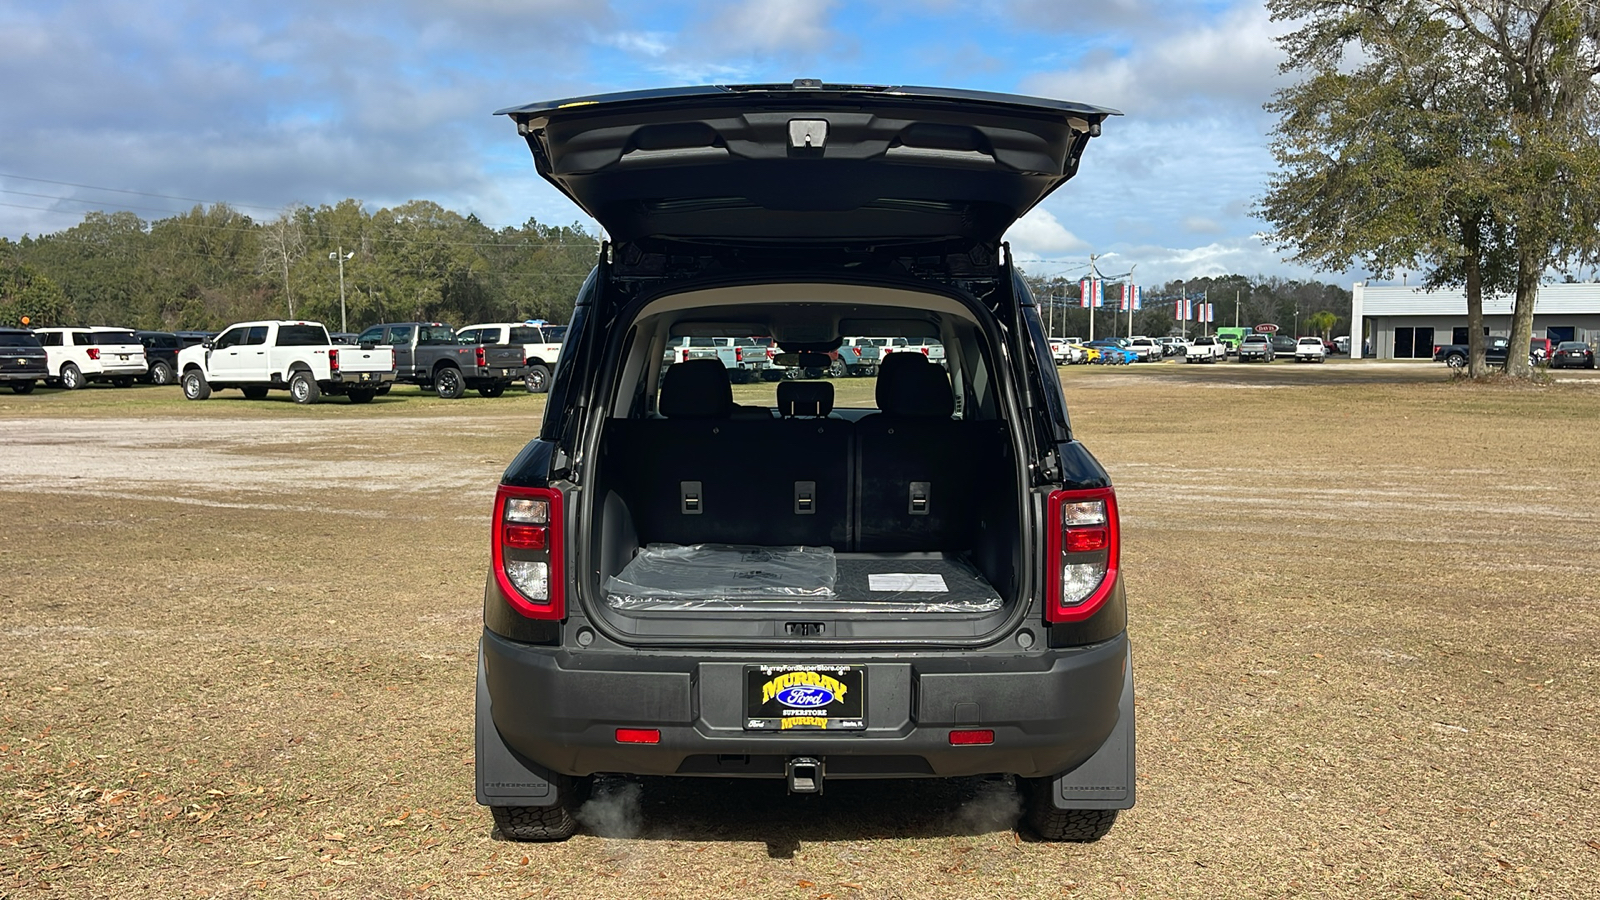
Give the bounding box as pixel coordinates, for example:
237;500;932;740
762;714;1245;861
1433;336;1534;370
1293;336;1327;363
32;327;148;389
1125;336;1162;362
837;337;883;375
1268;334;1297;359
1049;338;1086;365
357;322;526;398
477;82;1133;845
904;337;948;368
135;331;182;385
178;320;396;404
1529;337;1556;362
1084;339;1135;364
1334;335;1351;354
175;330;215;347
1184;335;1226;363
1237;333;1275;362
458;321;566;393
1550;341;1596;369
1155;337;1188;357
328;332;361;345
0;327;49;393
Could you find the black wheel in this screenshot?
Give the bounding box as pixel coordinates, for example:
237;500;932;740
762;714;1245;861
523;364;551;393
241;385;270;400
181;369;211;401
59;363;85;390
150;361;175;385
346;387;376;404
490;775;591;842
1019;779;1119;842
376;383;392;395
828;358;847;378
478;384;506;398
1445;353;1466;369
434;367;465;399
11;381;35;394
111;376;134;388
289;370;321;405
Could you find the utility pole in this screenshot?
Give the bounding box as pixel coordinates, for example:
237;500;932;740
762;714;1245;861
1234;289;1241;330
329;247;354;333
1087;254;1098;344
1125;264;1136;339
1180;285;1187;339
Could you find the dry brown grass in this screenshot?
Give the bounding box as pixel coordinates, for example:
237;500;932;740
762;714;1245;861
2;364;1598;899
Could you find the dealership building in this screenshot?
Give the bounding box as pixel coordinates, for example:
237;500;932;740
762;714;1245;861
1351;282;1600;358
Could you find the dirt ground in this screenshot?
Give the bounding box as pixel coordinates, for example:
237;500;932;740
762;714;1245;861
2;366;1598;899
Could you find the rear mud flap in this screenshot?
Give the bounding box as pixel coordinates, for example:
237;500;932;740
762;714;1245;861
1047;645;1136;810
475;648;560;808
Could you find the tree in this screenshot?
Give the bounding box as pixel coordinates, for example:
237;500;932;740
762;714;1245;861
1260;0;1600;377
259;205;307;317
0;262;69;326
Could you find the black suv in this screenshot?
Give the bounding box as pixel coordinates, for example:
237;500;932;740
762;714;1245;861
135;331;182;385
476;82;1134;843
1;328;49;393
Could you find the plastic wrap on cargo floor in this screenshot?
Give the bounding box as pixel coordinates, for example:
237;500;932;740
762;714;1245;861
605;544;838;609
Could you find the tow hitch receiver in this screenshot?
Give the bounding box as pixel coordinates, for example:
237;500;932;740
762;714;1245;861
786;757;824;794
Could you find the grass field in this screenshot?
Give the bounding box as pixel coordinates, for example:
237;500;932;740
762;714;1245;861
3;365;1599;899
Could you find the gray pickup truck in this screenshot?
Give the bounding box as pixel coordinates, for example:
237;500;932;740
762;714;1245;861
356;322;526;398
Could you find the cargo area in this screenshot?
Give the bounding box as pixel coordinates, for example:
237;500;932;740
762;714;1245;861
581;289;1026;636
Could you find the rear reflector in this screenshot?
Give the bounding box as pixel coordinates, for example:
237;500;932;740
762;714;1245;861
949;729;994;745
616;728;661;744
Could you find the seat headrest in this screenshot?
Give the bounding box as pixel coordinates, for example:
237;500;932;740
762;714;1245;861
659;358;732;418
777;381;833;417
876;353;954;417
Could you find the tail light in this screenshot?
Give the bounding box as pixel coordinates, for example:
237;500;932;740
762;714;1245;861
492;485;564;620
1044;487;1119;623
476;346;486;367
735;346;743;362
87;348;101;360
328;348;340;372
920;346;929;355
767;347;775;360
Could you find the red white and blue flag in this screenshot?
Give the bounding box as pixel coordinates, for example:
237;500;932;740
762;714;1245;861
1202;303;1215;323
1120;284;1141;311
1079;278;1103;308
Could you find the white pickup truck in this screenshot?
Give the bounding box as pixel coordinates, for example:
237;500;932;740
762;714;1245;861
1294;336;1327;363
458;321;565;393
178;320;396;404
1184;335;1228;363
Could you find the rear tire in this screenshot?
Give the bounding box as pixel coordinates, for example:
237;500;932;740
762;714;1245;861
524;364;551;393
289;370;321;405
478;384;506;398
111;376;135;388
346;387;377;404
11;381;35;394
1445;353;1466;369
490;775;591;842
241;385;270;400
150;360;175;385
828;358;847;378
181;369;211;401
434;367;465;399
1019;779;1119;842
60;363;85;390
376;383;392;395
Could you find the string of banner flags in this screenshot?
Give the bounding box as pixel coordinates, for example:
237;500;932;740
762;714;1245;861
1077;278;1215;322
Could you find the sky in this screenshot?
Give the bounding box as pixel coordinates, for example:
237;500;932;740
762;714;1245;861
0;0;1352;287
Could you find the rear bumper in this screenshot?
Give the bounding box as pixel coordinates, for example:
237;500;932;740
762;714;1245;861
89;361;148;376
480;629;1130;781
332;370;396;385
0;367;47;381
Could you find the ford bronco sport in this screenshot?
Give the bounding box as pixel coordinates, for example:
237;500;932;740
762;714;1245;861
476;81;1134;843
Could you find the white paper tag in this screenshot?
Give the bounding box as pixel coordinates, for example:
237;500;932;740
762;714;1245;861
868;573;948;592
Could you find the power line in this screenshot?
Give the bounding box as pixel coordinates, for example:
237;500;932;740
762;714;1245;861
0;172;291;213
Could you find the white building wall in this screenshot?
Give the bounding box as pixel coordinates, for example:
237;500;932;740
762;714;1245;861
1354;284;1600;358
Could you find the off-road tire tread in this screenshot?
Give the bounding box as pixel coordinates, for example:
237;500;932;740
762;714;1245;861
1025;805;1118;842
491;804;579;842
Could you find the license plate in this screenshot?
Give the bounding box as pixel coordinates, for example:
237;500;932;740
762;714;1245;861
118;354;129;361
745;664;865;731
359;372;375;382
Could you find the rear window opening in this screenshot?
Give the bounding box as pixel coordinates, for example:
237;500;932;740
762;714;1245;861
578;283;1027;644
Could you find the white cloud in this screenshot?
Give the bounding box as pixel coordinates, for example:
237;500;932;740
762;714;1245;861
1022;1;1282;121
1006;207;1089;259
1183;216;1223;235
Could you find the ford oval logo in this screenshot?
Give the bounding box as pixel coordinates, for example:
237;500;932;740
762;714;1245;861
776;686;835;708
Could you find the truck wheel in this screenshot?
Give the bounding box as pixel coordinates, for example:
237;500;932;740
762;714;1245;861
1018;779;1118;842
59;363;85;390
434;367;465;399
149;360;175;385
289;370;321;405
182;369;211;400
524;364;551;393
376;383;391;395
241;385;270;400
12;381;35;394
346;387;377;404
828;358;847;378
478;384;506;398
111;376;134;388
1445;353;1466;369
490;775;590;842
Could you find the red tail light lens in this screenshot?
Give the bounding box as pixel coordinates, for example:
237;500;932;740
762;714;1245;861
492;485;563;620
1044;487;1119;623
615;728;660;744
476;346;486;367
87;348;101;360
328;348;340;372
735;346;743;362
